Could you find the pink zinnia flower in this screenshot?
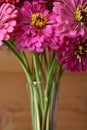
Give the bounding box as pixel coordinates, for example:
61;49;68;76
39;0;58;10
0;0;19;4
14;0;58;52
53;0;87;36
57;34;87;72
8;0;20;4
0;3;17;45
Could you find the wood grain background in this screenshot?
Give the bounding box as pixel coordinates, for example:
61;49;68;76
0;52;87;130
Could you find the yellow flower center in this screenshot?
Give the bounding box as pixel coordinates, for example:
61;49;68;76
75;5;83;21
78;45;83;51
31;13;48;29
75;5;87;24
77;45;87;55
76;44;87;62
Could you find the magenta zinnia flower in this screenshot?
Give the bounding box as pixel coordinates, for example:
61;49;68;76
0;0;20;4
0;3;17;45
53;0;87;36
39;0;58;10
57;34;87;72
8;0;20;4
14;0;58;52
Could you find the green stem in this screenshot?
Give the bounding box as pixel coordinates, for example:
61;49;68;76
47;54;52;70
50;81;58;130
33;53;44;115
3;41;35;130
46;108;50;130
42;58;57;130
36;54;46;83
42;90;48;130
43;50;48;71
33;87;40;130
20;51;30;70
46;57;57;93
58;65;64;82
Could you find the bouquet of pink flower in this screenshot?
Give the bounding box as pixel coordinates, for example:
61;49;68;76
0;0;87;130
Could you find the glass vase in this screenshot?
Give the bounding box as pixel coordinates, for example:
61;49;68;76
27;80;60;130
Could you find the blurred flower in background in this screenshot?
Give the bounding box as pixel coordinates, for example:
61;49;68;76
0;3;17;46
57;33;87;72
53;0;87;37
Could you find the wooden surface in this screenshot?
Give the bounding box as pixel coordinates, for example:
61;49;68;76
0;52;87;130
